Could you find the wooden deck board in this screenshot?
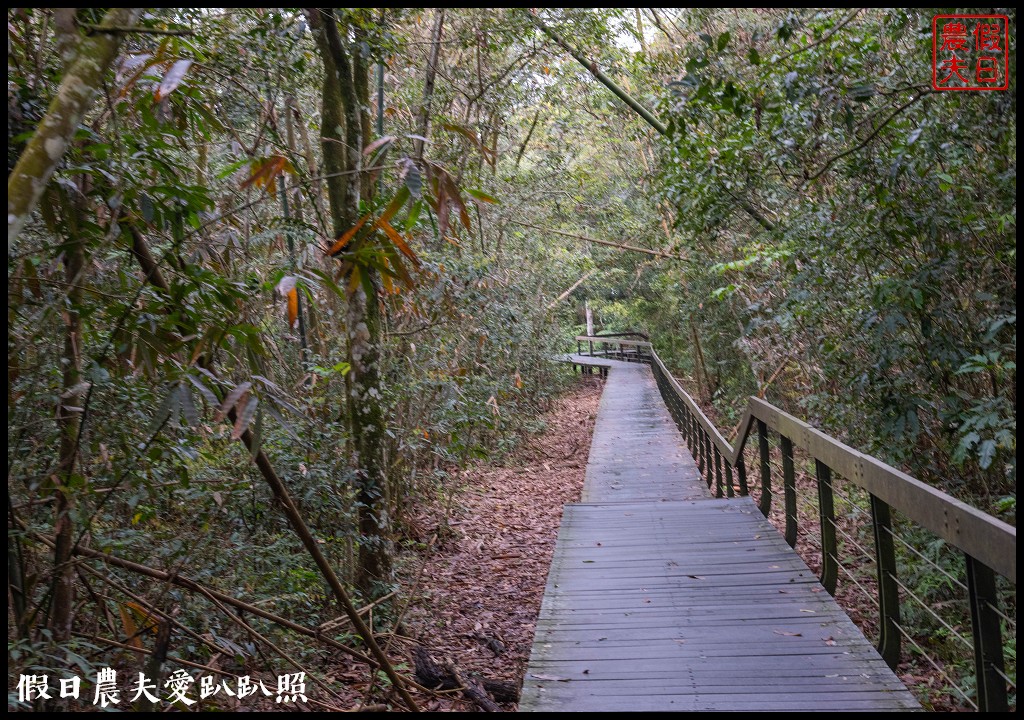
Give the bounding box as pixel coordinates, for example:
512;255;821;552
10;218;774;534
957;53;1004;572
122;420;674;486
521;362;919;712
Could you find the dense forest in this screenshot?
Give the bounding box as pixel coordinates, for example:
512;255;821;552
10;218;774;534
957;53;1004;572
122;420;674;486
7;8;1015;712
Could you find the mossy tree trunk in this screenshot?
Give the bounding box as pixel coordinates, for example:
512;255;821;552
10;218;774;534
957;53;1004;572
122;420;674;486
307;7;392;597
7;7;141;249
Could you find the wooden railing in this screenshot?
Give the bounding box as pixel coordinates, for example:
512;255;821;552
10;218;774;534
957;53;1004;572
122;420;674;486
573;337;1016;712
574;335;652;364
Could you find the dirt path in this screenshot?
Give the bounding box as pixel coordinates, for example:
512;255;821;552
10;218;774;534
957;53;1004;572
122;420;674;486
402;376;603;710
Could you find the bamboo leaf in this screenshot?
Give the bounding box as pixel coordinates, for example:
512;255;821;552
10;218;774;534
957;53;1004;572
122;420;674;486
377;185;411;226
186;374;218;407
466;188;500;204
387;252;414;288
178;383;200;427
149;386;179;434
117;604;144;650
308;267;347;300
405;199;423;232
378;219;420;267
252;375;284;394
441;122;495;165
327;213;370;256
380;268;394;294
216;158;249;180
363;135;396;156
119;53;162;97
398;157;422;198
442;174;472;230
248;407;263;459
154;59;193;101
265;401;300;441
231;395;258;440
240;155;293;195
213;381;251;422
347;265;362;295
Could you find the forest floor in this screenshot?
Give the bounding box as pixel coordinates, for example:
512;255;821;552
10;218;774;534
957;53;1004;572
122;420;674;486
395;375;603;711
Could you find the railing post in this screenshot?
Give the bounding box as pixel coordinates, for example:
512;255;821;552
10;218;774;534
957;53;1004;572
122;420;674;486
577;339;582;355
966;555;1008;712
589;339;594;357
724;461;734;498
714;446;723;498
736;456;749;496
757;419;771;517
869;493;900;668
696;427;705;478
781;435;797;548
704;431;713;489
816;461;838;595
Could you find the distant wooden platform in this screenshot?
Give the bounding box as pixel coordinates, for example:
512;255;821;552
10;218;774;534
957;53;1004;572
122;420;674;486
521;362;919;712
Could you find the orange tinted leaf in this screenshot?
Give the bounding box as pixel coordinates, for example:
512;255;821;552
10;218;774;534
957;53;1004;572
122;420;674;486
378;219;420;267
117;604;143;650
240;155;292;195
327;214;370;256
154;59;193;101
286;288;298;328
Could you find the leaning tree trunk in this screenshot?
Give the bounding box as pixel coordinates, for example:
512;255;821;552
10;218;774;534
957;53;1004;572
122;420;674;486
307;7;393;597
7;7;141;249
50;197;87;643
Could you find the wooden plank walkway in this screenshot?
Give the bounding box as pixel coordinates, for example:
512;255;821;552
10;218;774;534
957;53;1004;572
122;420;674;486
521;358;919;711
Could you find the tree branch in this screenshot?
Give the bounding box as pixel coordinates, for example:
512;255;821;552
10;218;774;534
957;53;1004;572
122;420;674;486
78;23;192;36
414;9;446;161
524;10;777;234
805;90;933;185
525;11;667;134
546;269;597;310
512;220;684;260
775;8;864;63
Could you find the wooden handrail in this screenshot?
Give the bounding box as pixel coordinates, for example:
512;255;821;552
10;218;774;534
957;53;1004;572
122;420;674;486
649;350;1016;583
574;335;652;348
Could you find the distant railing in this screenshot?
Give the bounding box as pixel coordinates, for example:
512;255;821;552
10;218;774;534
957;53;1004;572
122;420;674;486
574;335;652;365
572;337;1016;712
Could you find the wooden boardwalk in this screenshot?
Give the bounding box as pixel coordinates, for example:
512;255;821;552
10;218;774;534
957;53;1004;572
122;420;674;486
521;359;919;711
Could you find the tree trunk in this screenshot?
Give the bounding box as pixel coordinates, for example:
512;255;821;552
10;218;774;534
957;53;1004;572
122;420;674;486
51;197;87;642
413;9;445;161
307;7;392;597
7;7;141;249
